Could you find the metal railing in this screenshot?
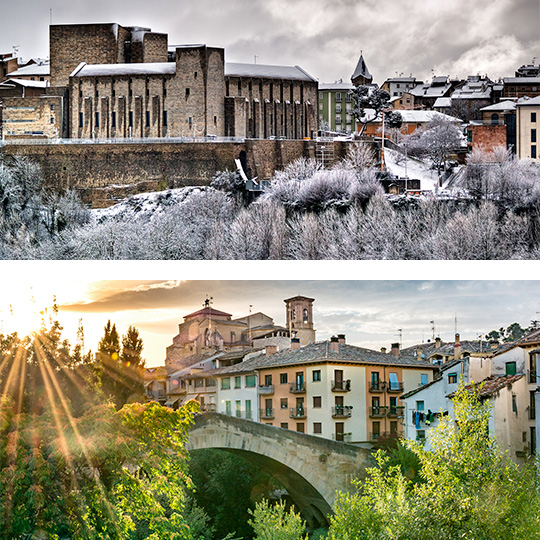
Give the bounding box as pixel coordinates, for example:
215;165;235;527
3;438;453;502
369;381;385;392
386;382;404;393
289;407;307;419
528;370;537;384
369;406;388;417
331;406;353;418
332;432;352;443
0;135;247;146
258;384;275;395
387;406;405;418
259;408;275;419
331;380;351;392
289;382;306;394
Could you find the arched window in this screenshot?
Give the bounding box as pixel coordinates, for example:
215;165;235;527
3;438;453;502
491;113;499;126
303;309;308;323
204;328;210;347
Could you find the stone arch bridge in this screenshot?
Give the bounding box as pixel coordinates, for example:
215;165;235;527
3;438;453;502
187;412;374;528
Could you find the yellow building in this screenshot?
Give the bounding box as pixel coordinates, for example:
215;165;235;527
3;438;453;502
256;336;436;443
516;96;540;161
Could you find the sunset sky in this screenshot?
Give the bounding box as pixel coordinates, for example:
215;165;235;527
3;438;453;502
2;262;539;367
1;0;538;85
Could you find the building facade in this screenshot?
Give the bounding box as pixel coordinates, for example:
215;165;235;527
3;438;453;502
516;96;540;161
318;81;356;134
45;22;317;140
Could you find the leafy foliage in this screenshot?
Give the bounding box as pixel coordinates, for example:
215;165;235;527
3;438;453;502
326;385;540;540
350;86;402;135
249;500;308;540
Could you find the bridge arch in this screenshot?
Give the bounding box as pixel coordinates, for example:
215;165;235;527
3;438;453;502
187;413;373;528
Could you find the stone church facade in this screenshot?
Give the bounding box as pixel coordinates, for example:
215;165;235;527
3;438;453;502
48;23;318;140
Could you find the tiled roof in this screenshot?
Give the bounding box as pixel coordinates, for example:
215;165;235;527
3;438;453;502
447;374;524;399
517;328;540;345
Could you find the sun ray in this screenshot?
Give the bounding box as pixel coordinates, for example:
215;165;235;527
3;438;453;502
32;334;123;535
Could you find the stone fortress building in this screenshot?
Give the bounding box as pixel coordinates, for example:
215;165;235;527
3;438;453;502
47;22;318;140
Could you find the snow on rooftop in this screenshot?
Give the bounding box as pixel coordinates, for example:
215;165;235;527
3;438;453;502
503;77;540;84
517;96;540;106
480;100;517;112
225;62;316;82
433;97;452;108
73;62;176;77
8;63;50;77
374;110;461;124
319;81;354;90
0;78;48;88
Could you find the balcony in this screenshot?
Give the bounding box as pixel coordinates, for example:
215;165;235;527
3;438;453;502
258;384;275;395
290;407;307;419
289;382;306;394
331;406;353;418
369;406;388;418
332;432;352;443
369;381;385;393
387;406;405;418
259;408;274;419
528;370;537;385
331;380;351;392
386;382;404;393
200;403;216;412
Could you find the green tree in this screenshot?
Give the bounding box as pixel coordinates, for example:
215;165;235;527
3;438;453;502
249;500;308;540
121;325;145;368
0;398;200;539
326;384;540;540
350;86;402;136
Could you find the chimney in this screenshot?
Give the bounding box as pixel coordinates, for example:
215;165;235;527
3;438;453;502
265;345;278;356
454;333;461;360
381;347;387;354
330;336;339;353
291;337;301;351
490;340;498;349
435;337;442;348
416;347;423;361
391;342;400;358
337;334;346;344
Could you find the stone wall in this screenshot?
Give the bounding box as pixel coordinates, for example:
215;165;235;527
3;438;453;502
2;96;64;139
0;139;364;207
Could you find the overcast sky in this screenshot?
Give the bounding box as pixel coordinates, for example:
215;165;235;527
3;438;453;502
2;0;538;83
1;263;539;366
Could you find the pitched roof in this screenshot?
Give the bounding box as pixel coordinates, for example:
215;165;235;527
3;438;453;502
480;100;517;112
183;306;232;320
351;53;372;83
7;63;50;77
516;96;540;107
319;82;354;91
0;78;48;88
516;327;540;345
225;63;317;82
447;374;524;399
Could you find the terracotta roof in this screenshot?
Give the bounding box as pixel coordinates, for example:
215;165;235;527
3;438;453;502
447;374;524;399
517;328;540;345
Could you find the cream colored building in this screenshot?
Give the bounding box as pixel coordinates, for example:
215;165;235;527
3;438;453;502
516;96;540;161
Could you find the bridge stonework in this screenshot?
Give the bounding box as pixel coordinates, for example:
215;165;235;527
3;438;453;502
187;413;374;528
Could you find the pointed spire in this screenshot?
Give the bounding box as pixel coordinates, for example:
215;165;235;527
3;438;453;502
351;51;373;87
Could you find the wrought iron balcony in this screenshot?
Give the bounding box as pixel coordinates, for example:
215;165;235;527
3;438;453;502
258;384;275;395
331;380;351;392
332;432;352;443
331;406;353;418
289;382;306;394
386;382;404;393
369;381;385;393
528;370;537;384
290;407;307;419
387;406;405;418
369;406;388;418
259;408;274;419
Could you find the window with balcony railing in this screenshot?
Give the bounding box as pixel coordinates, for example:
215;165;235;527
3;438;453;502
289;382;306;393
332;380;351;392
331;406;353;418
260;408;274;419
369;406;388;417
290;407;306;419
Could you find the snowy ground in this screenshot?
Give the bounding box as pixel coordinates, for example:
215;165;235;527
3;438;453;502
92;186;211;222
383;148;441;192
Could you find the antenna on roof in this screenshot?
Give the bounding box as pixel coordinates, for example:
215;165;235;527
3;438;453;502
430;320;435;341
455;314;458;335
50;8;53;25
254;55;258;64
397;328;403;347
